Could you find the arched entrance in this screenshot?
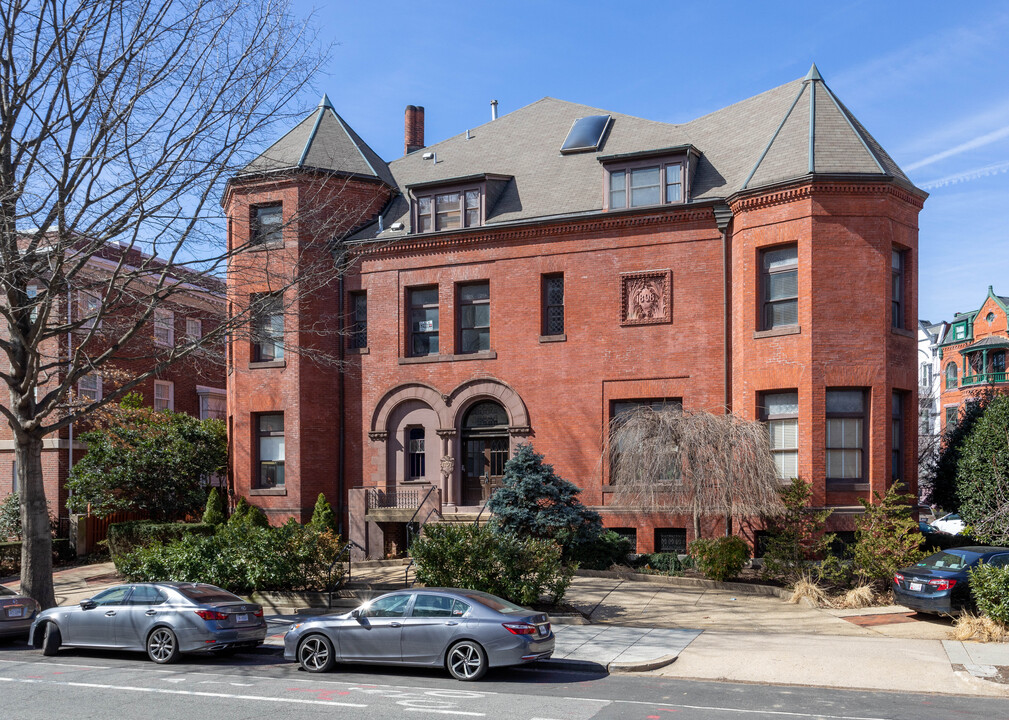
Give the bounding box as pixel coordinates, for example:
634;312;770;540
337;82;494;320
460;400;509;506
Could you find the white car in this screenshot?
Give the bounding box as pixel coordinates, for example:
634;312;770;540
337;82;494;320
930;513;965;535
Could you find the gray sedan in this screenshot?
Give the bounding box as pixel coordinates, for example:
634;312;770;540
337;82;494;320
0;584;40;640
285;588;554;681
29;582;267;663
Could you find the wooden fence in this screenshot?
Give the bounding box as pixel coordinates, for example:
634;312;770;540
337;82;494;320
78;510;148;555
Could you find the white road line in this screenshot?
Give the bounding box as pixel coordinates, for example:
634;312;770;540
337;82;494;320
0;659;110;669
403;710;484;717
611;699;892;720
0;677;366;708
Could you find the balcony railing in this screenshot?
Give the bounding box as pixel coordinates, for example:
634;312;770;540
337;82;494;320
961;372;1008;387
366;488;421;510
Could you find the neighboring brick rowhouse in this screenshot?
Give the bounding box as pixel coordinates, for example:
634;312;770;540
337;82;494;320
226;69;927;553
937;287;1009;434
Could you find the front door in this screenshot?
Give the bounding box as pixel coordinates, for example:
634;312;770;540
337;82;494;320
460;401;510;506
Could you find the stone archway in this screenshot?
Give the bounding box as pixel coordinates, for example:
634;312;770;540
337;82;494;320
370;382;451;439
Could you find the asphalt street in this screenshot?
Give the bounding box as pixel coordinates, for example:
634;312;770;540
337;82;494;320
0;641;1005;720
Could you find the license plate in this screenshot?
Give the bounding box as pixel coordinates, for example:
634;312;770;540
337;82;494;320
235;613;248;623
7;607;22;618
909;582;923;592
538;624;549;637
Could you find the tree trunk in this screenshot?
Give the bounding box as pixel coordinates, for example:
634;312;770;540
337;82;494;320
19;434;55;609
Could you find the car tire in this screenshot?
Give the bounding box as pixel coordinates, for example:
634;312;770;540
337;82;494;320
146;627;181;664
446;640;488;681
297;634;336;673
41;622;61;656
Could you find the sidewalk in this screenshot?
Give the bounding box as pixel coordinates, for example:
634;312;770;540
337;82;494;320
11;561;1009;696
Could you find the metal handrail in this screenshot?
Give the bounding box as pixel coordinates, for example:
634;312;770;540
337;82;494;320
407;485;437;525
405;558;415;588
328;539;364;610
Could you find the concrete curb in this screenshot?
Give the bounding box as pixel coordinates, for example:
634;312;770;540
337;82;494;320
607;653;679;673
575;569;793;600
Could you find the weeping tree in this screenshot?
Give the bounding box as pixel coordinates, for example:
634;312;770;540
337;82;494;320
608;406;784;539
0;0;372;607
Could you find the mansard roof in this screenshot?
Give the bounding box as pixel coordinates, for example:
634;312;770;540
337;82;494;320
241;95;396;187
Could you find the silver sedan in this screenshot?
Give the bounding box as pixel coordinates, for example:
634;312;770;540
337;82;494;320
285;588;555;681
0;584;40;640
29;582;267;663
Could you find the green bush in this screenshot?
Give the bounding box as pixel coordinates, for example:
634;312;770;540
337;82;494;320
116;521;344;593
957;394;1009;545
309;493;338;534
689;536;750;581
852;483;925;589
634;552;685;575
409;524;574;606
1;539;72;576
761;477;835;585
0;493;20;541
229;497;269;528
106;521;216;564
969;562;1009;624
567;530;631;570
202;488;226;526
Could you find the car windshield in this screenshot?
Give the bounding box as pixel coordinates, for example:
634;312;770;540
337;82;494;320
914;551;979;571
0;584;14;597
176;585;243;604
460;591;527;613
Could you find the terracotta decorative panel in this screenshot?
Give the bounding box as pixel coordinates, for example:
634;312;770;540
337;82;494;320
621;269;672;325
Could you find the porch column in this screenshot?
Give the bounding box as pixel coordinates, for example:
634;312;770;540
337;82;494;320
437;428;457;508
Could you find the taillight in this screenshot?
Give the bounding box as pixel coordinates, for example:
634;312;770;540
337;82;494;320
928;578;957;591
253;609;263;618
195;610;228;621
502;622;537;635
894;573;904;584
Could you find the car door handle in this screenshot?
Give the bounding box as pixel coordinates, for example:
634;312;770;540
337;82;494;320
105;610;116;617
145;610;157;616
445;621;459;626
389;622;402;628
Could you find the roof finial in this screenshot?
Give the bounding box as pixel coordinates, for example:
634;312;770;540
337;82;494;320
804;63;822;83
318;93;335;110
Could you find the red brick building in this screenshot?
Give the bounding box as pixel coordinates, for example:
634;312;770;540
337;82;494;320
0;244;226;520
937;287;1009;432
225;65;926;556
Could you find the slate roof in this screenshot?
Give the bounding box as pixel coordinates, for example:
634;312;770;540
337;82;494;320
241;95;396;187
962;336;1009;352
242;66;921;242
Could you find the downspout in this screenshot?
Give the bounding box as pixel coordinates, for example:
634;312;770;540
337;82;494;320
337;273;346;537
66;284;73;486
713;204;733;414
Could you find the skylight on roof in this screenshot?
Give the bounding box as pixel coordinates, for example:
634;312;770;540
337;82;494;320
560;115;611;154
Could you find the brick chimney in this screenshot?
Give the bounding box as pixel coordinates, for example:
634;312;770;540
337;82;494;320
405;105;425;155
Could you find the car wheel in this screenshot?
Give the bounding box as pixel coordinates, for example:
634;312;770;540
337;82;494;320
298;634;335;673
446;640;488;681
147;627;180;664
41;622;61;656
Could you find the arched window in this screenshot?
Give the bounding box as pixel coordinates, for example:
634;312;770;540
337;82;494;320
945;362;958;389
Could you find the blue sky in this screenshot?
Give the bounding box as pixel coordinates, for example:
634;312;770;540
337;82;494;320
288;0;1009;323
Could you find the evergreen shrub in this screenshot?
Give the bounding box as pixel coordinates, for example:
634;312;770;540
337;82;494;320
689;535;750;581
969;562;1009;625
106;521;215;563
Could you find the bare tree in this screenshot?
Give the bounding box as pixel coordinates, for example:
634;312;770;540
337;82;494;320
0;0;367;607
608;407;783;539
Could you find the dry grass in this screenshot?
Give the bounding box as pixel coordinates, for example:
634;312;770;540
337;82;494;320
789;575;829;606
835;585;877;609
950;612;1009;643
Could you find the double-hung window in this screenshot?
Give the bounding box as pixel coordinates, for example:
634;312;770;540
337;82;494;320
892;391;904;482
154;309;174;346
252;293;284;362
408;428;426;480
186;318;202;343
409;287;439;356
458;282;490;354
761;245;798;329
78;374;101;402
154;380;174;411
252;204;282;245
825;389;867;485
256;413;285;488
417;189;481;233
79;291;102;330
945;362;958;389
607;162;684;209
892;249;906;329
761;391;798;481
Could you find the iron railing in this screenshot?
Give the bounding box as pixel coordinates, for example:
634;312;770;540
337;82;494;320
365;488;421;510
327;539;365;609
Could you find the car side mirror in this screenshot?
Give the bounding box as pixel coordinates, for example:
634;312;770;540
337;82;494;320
80;599;96;610
350;608;362;620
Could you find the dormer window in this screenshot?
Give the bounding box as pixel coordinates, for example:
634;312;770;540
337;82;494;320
417;189;481;233
599;146;697;211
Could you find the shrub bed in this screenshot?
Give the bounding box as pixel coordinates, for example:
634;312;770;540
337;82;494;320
689;536;750;581
969;562;1009;625
568;530;631;570
632;552;687;575
116;521;344;593
107;521;215;564
409;524;574;606
0;539;72;576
